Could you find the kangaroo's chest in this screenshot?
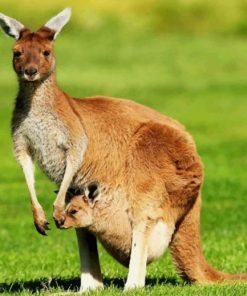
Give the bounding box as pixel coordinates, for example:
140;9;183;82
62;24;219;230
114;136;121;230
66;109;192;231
22;110;69;183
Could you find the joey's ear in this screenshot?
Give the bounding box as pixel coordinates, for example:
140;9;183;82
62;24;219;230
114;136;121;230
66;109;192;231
43;7;71;40
85;181;100;206
64;188;83;203
0;12;25;39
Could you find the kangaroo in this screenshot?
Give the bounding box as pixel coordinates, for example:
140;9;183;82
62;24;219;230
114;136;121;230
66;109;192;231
63;182;247;290
63;182;172;268
0;7;246;292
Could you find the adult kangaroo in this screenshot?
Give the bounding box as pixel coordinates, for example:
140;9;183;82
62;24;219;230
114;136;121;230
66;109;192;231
0;7;246;292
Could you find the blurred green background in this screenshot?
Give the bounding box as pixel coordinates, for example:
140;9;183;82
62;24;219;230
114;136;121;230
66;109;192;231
3;0;247;35
0;1;247;295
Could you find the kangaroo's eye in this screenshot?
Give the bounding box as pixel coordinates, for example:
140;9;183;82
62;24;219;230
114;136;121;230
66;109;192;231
14;51;22;58
43;50;50;57
69;209;78;216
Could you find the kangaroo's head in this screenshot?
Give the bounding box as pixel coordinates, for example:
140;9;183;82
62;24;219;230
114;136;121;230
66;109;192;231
62;182;101;229
0;8;71;82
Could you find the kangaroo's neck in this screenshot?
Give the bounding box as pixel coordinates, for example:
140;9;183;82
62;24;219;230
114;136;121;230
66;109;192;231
17;73;60;109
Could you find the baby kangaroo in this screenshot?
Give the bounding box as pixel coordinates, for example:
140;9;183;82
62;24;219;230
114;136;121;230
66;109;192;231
64;182;247;291
0;7;246;292
63;181;173;268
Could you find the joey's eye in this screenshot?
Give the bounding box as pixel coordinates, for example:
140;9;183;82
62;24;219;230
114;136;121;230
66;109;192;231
69;209;78;216
43;50;50;57
13;51;22;58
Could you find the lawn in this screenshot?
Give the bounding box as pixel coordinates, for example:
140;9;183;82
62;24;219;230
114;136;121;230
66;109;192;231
0;26;247;295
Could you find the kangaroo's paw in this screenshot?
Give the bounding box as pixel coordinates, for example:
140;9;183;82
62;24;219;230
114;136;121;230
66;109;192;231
53;207;66;229
33;208;50;236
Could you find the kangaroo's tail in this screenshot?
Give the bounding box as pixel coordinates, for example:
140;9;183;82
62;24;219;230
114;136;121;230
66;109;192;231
169;194;247;283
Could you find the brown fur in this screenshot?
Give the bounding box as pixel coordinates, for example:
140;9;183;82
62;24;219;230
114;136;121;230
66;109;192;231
64;184;132;267
64;184;247;284
1;9;246;290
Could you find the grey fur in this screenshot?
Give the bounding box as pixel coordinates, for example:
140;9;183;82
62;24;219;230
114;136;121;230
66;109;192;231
12;77;87;186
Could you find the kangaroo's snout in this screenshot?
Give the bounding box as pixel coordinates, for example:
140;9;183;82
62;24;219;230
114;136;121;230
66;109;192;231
24;67;38;77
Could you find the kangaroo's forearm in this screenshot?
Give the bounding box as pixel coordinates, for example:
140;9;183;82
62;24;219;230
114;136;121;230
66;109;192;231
53;160;75;209
15;148;49;234
19;152;40;208
53;137;88;227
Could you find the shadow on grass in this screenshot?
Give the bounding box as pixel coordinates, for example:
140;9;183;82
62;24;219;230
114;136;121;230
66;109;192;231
0;276;181;293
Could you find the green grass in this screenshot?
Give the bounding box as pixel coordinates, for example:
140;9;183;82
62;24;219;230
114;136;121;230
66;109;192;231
0;27;247;295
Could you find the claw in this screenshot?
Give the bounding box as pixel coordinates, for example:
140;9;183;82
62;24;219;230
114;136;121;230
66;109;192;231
53;208;66;229
34;223;47;236
34;219;51;236
54;217;65;229
33;208;50;236
44;222;50;230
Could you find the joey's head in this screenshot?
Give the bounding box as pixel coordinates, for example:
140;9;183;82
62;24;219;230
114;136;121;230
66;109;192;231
0;8;71;82
62;182;101;229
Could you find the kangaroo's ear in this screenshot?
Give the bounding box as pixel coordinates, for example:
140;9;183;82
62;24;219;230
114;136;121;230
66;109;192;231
0;12;25;39
64;187;83;203
44;7;71;40
85;181;100;207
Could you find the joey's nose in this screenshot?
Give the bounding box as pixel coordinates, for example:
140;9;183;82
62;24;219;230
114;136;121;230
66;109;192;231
24;67;38;77
55;218;65;229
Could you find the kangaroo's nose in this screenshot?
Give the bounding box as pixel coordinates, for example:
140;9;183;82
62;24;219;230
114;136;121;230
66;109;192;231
24;67;38;77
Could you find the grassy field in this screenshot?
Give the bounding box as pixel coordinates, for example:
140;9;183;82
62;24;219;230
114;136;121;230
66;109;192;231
0;20;247;296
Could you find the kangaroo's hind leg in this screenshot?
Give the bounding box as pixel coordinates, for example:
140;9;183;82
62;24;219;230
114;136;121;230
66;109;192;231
124;207;175;290
76;228;103;292
124;220;150;290
124;122;178;290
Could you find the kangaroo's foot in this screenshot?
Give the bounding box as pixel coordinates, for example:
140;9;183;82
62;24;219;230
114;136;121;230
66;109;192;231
79;280;103;293
124;281;144;291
